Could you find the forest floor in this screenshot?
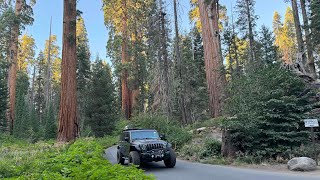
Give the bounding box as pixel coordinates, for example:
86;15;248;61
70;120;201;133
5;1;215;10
179;126;320;176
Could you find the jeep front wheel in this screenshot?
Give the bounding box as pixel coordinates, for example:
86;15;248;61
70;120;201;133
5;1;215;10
164;149;176;168
129;151;140;167
117;150;125;165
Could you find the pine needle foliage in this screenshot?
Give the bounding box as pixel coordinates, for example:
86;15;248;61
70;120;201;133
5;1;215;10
224;64;314;159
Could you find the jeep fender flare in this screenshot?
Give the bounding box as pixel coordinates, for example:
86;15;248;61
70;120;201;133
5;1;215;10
130;145;140;151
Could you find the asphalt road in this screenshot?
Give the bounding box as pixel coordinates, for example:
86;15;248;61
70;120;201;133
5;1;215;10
105;146;319;180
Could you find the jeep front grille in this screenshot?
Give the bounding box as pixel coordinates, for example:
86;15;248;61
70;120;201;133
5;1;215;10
146;143;164;150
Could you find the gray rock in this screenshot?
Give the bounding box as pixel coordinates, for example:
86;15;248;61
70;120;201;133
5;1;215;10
196;127;207;133
287;157;317;171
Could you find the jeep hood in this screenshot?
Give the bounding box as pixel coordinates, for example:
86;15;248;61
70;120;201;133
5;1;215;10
132;139;166;145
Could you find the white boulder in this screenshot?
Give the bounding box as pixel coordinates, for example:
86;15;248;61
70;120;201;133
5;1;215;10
287;157;317;171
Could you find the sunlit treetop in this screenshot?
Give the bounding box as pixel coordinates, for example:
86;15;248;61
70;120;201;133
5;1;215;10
17;34;35;72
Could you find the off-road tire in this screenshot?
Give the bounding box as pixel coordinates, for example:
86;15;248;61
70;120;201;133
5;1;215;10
164;149;176;168
129;151;141;167
117;149;125;165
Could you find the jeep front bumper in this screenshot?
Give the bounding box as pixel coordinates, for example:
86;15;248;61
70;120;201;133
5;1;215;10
141;149;170;162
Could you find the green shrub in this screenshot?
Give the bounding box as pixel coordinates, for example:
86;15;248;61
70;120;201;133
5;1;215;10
131;114;192;149
200;139;221;158
95;136;118;148
179;144;202;160
0;137;154;179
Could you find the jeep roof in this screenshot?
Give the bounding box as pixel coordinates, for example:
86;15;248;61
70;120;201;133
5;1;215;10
122;128;157;132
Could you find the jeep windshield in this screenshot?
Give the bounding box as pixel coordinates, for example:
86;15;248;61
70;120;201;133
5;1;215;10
131;130;160;140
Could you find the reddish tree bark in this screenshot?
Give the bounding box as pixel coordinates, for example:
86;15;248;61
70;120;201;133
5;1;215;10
121;0;132;119
7;0;23;134
57;0;79;142
198;0;225;118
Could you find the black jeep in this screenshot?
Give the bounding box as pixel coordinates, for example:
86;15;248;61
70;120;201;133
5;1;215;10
117;128;176;168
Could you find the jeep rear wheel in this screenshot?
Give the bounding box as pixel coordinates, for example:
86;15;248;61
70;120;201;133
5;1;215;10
117;150;125;165
129;151;140;167
164;149;176;168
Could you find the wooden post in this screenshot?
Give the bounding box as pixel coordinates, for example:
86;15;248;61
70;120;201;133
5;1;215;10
304;119;319;165
311;127;318;166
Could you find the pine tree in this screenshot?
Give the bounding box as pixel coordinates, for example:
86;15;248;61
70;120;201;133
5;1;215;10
310;0;320;49
143;0;171;114
44;103;56;139
103;0;155;119
173;0;191;124
0;60;7;132
273;8;297;64
272;11;283;51
178;29;209;121
86;57;117;137
13;71;30;138
34;52;46;126
76;16;91;132
300;0;316;78
258;26;280;64
43;35;61;104
236;0;258;63
225;65;313;159
76;16;90;91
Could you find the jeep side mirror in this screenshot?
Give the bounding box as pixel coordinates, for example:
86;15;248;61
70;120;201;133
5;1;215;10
124;137;129;142
160;134;166;140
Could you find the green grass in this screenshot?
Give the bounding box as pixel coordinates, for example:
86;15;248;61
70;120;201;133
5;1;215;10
0;135;154;179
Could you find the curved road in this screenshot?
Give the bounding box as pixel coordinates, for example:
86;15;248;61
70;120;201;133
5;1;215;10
105;146;319;180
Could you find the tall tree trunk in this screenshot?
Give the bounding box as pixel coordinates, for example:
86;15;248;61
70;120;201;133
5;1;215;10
45;17;52;109
36;63;42;124
29;65;36;109
130;29;140;112
174;0;190;124
160;0;171;118
230;1;239;75
6;0;23;134
57;0;79;142
245;0;255;63
291;0;306;65
198;0;225;118
121;0;131;119
300;0;316;78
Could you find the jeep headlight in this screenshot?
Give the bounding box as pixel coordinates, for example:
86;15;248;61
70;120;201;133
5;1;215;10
165;143;172;149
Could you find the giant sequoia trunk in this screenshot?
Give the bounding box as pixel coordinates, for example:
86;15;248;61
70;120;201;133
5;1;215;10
198;0;225;118
300;0;316;78
7;0;23;134
291;0;306;65
57;0;79;142
121;0;132;119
